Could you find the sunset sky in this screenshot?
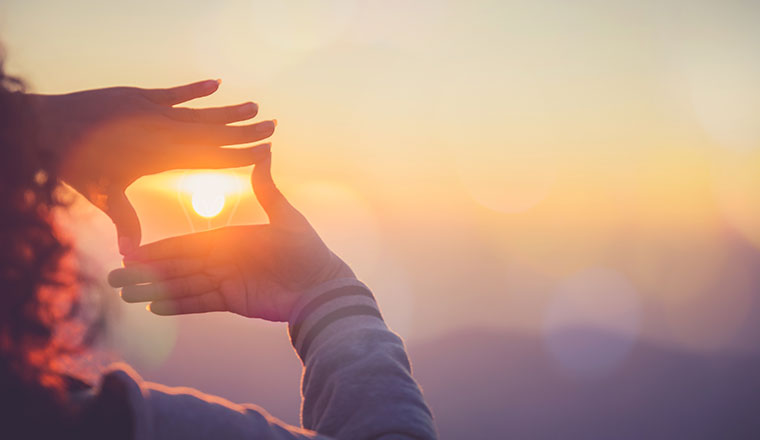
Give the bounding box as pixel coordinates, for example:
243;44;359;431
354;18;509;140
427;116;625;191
2;0;760;428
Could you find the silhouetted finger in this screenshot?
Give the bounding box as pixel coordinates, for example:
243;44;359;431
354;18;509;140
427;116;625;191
108;258;205;287
121;273;217;303
106;190;141;255
126;229;223;263
148;291;227;315
179;120;276;146
167;102;258;124
251;152;300;224
141;79;220;106
174;143;271;169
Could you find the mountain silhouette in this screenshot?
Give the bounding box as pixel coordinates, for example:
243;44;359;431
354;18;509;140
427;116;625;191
408;328;760;439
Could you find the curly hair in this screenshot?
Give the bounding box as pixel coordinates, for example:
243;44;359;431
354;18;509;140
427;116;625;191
0;50;132;438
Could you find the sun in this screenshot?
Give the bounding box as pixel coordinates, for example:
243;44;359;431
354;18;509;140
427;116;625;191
191;190;225;218
180;172;240;218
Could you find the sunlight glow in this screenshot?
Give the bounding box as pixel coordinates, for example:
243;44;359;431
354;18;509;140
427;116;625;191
249;0;357;51
15;0;760;356
192;191;225;218
179;173;242;219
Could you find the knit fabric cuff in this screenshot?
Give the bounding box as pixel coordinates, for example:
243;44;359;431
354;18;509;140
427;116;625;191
287;278;386;361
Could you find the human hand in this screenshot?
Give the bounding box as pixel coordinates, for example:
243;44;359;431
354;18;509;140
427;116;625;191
32;80;275;254
107;152;355;322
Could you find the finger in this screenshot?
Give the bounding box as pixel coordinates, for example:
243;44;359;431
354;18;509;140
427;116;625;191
108;258;205;287
125;228;224;263
148;291;227;315
175;143;271;169
251;151;300;223
106;190;141;255
141;79;220;106
166;102;258;124
178;120;276;146
121;273;217;303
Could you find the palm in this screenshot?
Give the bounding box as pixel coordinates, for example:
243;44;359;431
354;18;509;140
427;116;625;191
216;263;298;322
204;224;334;321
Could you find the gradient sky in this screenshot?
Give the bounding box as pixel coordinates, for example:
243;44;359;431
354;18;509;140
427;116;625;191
2;0;760;403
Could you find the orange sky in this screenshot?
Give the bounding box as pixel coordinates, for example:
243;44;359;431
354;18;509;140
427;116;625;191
3;0;760;379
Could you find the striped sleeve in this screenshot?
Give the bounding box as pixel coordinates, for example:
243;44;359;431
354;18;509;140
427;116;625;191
287;278;438;440
288;278;386;360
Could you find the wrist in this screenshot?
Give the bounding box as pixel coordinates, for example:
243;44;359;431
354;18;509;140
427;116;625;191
287;279;384;361
314;252;356;285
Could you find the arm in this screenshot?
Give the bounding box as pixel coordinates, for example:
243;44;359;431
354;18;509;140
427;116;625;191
88;363;327;440
290;279;436;439
108;153;438;439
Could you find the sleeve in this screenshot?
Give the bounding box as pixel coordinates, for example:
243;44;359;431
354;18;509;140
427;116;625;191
99;364;330;440
288;278;438;440
100;279;436;440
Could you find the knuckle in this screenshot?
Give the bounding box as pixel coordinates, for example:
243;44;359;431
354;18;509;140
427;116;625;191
121;287;137;302
181;298;197;314
203;274;217;290
112;87;135;97
165;241;181;257
164;260;180;278
200;294;216;311
224;108;240;120
176;278;190;296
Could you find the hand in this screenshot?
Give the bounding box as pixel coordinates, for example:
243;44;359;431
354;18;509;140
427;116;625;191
32;80;276;254
107;152;355;322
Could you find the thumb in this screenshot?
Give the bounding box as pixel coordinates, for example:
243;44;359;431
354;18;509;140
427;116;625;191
251;149;298;224
106;190;141;255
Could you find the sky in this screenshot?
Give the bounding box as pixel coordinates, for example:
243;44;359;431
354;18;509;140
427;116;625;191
2;0;760;432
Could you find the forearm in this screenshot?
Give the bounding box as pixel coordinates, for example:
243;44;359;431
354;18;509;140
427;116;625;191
288;279;437;440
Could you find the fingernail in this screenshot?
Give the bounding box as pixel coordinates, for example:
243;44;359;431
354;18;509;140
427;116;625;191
119;237;134;255
273;119;278;128
239;102;257;116
257;120;275;133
